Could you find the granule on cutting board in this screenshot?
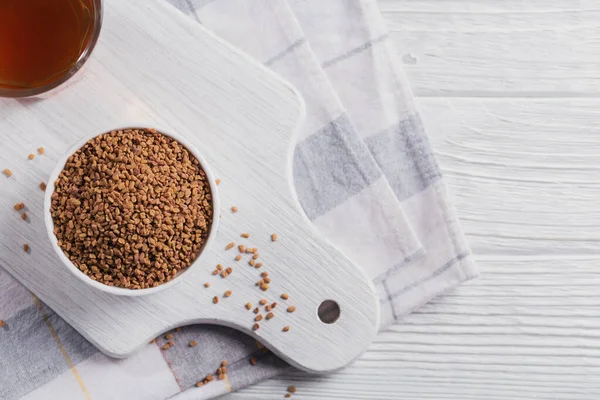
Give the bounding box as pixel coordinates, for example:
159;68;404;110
14;203;25;211
204;282;210;288
266;312;274;320
255;314;263;321
271;302;277;309
255;262;262;269
285;394;291;398
225;242;235;250
265;305;272;312
238;244;245;253
212;270;219;276
38;147;45;155
253;323;260;331
253;307;259;314
28;154;35;160
283;326;290;332
0;320;5;328
3;169;12;177
235;255;241;261
50;128;213;290
263;277;271;284
271;233;277;242
288;386;296;393
21;212;27;221
252;253;259;260
23;244;30;253
215;179;221;185
287;306;296;313
220;270;229;278
189;340;197;347
39;182;46;191
245;302;252;310
260;283;269;291
281;293;289;300
162;341;174;350
259;299;267;306
224;290;232;298
216;264;223;271
261;272;268;278
226;267;232;274
231;206;238;213
249;259;255;267
213;296;219;304
241;232;249;238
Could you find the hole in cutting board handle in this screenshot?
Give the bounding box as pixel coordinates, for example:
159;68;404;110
318;300;341;324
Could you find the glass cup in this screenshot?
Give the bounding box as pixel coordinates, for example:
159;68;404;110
0;0;103;98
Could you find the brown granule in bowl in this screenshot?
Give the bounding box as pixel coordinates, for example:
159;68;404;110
50;128;213;289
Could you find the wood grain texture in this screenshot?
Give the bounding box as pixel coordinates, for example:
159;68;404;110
227;0;600;398
0;0;379;374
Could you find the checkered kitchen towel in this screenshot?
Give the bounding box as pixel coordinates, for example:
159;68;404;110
0;0;478;398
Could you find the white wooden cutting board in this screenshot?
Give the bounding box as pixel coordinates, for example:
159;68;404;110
0;0;379;373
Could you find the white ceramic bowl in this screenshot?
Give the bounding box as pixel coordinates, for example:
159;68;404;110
44;125;220;296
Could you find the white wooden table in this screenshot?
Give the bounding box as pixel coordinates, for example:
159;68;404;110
226;1;600;399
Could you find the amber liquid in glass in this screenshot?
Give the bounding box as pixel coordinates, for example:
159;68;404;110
0;0;95;90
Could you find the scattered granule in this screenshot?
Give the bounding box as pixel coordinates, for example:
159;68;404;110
265;305;272;312
282;326;290;332
241;232;249;238
245;248;253;254
249;259;255;267
50;128;213;290
238;244;245;253
0;320;5;328
149;339;156;344
3;169;12;177
255;263;263;269
224;290;232;298
28;154;35;160
218;374;225;380
288;386;296;394
14;203;25;211
263;277;271;284
205;375;214;382
38;147;45;155
226;267;232;275
235;255;241;261
255;314;263;322
216;264;223;271
21;212;27;221
220;270;229;278
162;341;173;350
285;394;291;398
271;233;277;242
261;272;268;278
253;307;260;314
189;340;197;347
215;179;221;185
259;299;267;305
165;333;173;340
39;182;47;191
271;302;277;309
260;283;269;291
252;253;259;260
266;312;274;320
225;242;235;250
287;306;296;313
253;323;260;331
212;270;219;275
195;382;204;388
204;282;210;288
23;244;30;253
245;302;252;310
213;296;219;304
281;293;289;300
250;357;257;365
231;206;238;213
221;361;227;367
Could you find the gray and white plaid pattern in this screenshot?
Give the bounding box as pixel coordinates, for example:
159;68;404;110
0;0;478;399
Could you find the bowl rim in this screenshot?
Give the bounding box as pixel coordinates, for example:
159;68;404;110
43;125;220;297
0;0;103;98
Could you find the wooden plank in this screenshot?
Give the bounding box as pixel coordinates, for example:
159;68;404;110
225;97;600;399
379;0;600;96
